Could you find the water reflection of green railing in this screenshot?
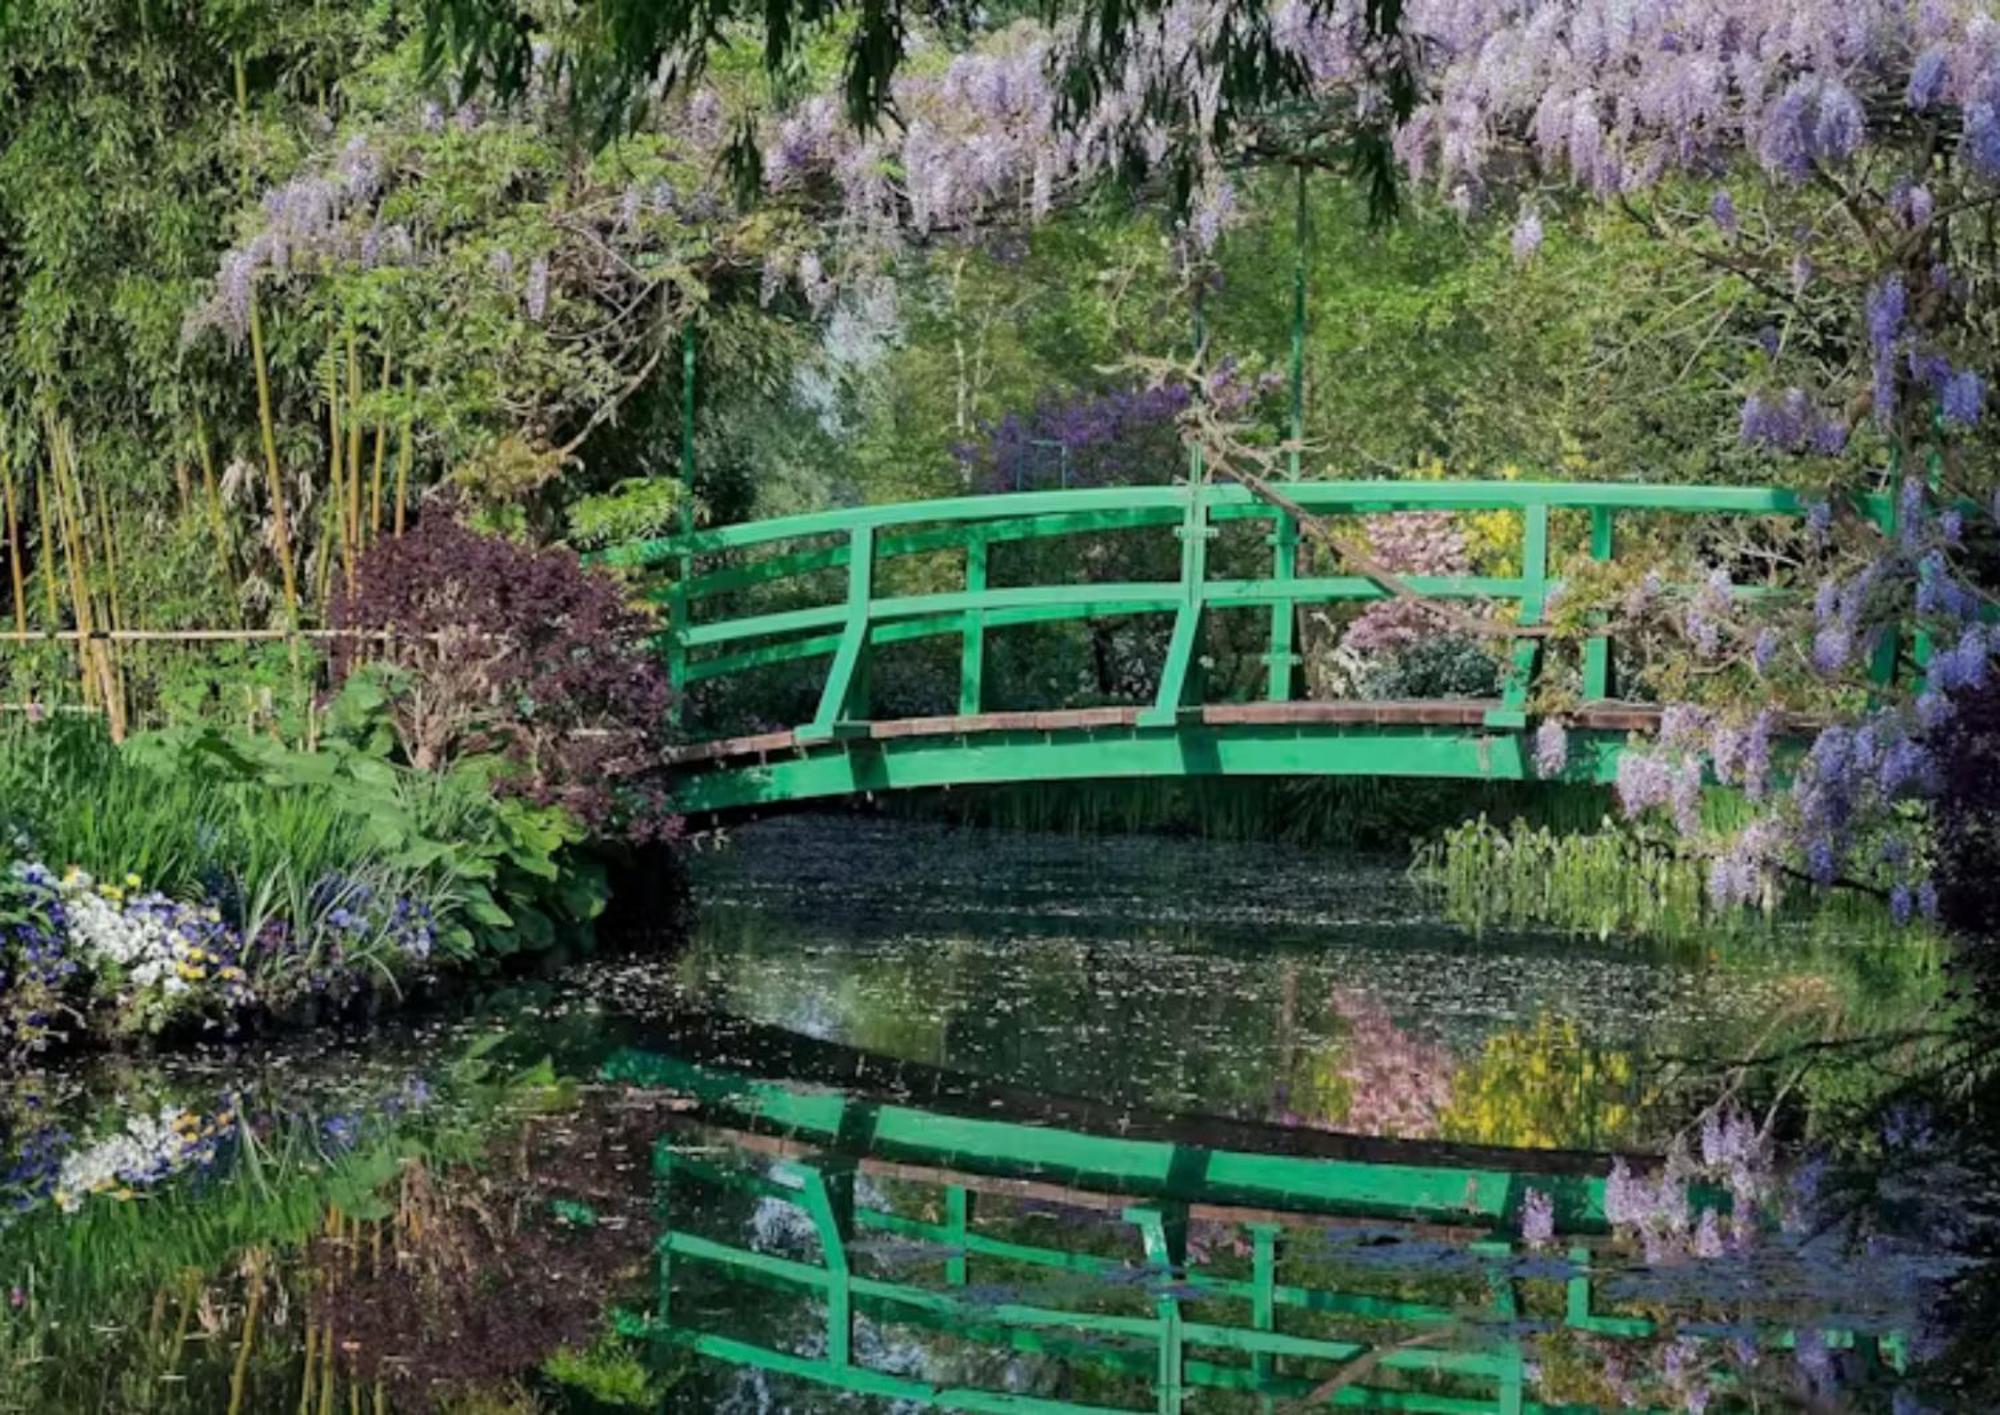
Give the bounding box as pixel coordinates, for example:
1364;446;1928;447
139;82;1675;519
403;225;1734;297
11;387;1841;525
607;1049;1905;1413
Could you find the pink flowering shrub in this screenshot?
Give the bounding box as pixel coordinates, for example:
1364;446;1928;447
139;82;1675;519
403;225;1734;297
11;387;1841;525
1339;512;1474;658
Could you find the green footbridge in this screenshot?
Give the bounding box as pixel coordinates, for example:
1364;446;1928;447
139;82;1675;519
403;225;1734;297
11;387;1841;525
600;480;1824;815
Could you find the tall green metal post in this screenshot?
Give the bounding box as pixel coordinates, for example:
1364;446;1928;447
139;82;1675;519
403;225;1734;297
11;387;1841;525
668;327;697;726
1289;164;1307;479
1267;165;1309;701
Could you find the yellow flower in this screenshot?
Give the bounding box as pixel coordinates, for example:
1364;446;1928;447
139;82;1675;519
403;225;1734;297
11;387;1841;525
123;873;142;889
101;886;124;904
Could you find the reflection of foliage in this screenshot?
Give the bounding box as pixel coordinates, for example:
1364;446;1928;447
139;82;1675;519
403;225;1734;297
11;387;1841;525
1323;990;1455;1139
1439;1016;1642;1152
542;1331;663;1408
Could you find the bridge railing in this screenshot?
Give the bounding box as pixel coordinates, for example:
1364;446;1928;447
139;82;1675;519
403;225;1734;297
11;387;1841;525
598;481;1812;742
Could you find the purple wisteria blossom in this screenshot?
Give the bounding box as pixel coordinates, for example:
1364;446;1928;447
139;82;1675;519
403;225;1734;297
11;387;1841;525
1532;720;1568;777
1520;1187;1555;1248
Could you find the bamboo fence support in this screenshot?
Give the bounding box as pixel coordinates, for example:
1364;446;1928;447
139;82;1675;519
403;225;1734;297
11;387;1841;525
0;450;26;636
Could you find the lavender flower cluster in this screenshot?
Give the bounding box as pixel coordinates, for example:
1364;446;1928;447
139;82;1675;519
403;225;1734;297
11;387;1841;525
183;136;417;348
956;382;1192;493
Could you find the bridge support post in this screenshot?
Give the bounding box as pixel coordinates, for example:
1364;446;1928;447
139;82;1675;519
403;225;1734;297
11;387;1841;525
960;534;986;715
793;1159;858;1367
1249;1222;1281;1401
801;523;874;743
1485;502;1548;731
1142;484;1213;727
1582;507;1614;701
945;1184;973;1286
1126;1204;1189;1414
1265;514;1299;702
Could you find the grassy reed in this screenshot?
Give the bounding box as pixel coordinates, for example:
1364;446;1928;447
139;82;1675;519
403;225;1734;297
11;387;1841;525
892;776;1614;849
1412;810;1922;946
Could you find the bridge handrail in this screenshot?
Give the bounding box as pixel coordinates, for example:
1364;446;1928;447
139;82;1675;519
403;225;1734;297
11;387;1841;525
602;478;1880;745
598;479;1811;568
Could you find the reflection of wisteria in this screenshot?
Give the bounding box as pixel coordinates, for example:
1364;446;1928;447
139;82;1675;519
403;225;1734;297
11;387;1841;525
1324;988;1455;1139
1571;1104;1968;1413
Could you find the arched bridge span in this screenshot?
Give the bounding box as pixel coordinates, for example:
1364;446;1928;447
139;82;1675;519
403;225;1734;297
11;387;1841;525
598;480;1826;816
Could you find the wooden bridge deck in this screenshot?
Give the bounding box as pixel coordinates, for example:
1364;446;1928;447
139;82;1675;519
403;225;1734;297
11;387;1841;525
664;699;1682;769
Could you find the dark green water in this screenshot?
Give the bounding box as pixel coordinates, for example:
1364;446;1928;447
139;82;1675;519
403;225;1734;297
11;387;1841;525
0;818;1971;1412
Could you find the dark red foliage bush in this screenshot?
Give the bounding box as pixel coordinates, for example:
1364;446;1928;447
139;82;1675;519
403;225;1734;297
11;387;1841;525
330;514;676;841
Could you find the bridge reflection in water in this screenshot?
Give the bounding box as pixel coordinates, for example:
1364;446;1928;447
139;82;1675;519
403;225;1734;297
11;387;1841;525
603;1041;1906;1413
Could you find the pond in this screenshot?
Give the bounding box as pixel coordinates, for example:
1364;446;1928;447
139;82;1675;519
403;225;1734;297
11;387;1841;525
0;817;1970;1412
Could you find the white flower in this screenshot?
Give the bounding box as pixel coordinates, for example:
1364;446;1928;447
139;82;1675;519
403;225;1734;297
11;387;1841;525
52;1106;227;1212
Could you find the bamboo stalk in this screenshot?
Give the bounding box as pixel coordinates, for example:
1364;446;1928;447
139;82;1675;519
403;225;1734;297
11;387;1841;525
326;343;347;596
249;296;299;627
344;327;363;590
0;626;463;644
46;427;101;713
34;470;58;629
166;1273;197;1373
394;371;411;537
0;449;26;638
91;482;130;734
55;431;123;735
226;1250;265;1415
316;1319;335;1415
297;1315;319;1415
193;408;233;575
369;352;391;545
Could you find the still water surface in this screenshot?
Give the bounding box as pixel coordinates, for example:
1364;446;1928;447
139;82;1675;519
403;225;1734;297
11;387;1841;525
0;818;1962;1412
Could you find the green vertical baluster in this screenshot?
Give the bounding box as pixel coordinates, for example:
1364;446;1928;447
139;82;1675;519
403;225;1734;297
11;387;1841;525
798;1163;856;1368
803;524;873;741
1289;163;1307;481
1582;507;1614;701
667;328;696;727
1474;1239;1525;1415
945;1186;972;1285
1486;502;1549;730
1249;1223;1280;1403
1144;484;1210;726
960;535;987;715
1563;1244;1593;1329
1266;513;1298;702
1125;1206;1187;1415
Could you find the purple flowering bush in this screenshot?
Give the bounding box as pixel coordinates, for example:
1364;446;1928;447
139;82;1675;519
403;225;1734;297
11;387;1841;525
331;513;678;844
